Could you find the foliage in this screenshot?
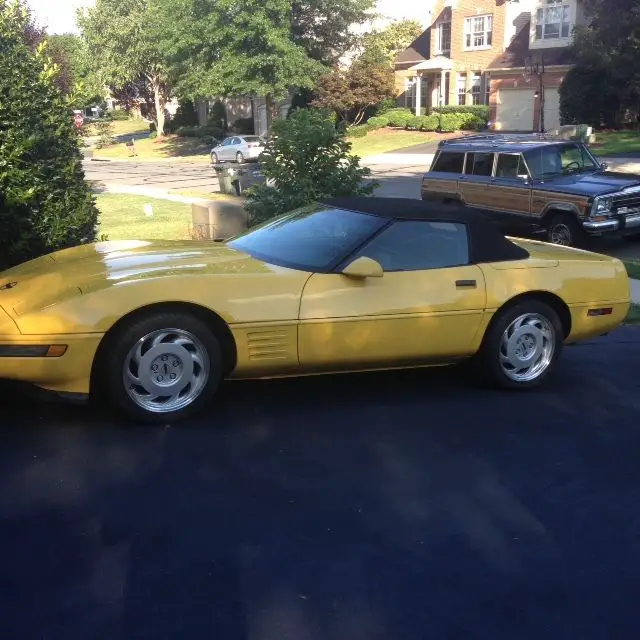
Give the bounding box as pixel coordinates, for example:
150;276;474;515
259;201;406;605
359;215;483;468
376;97;398;114
0;0;44;49
176;125;223;140
366;115;389;129
432;105;489;119
567;0;640;127
0;1;98;270
94;117;115;148
110;109;132;121
345;123;371;137
405;115;439;132
78;0;172;135
358;19;424;65
244;109;376;224
387;110;415;128
312;58;395;124
291;0;376;64
207;100;228;132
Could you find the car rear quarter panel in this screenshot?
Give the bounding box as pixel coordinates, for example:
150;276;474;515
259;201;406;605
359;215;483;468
479;258;630;343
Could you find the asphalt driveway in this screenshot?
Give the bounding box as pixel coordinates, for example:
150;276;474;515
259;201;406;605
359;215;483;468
1;326;640;639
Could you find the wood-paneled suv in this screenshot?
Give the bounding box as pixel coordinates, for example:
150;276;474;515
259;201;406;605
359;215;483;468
421;134;640;247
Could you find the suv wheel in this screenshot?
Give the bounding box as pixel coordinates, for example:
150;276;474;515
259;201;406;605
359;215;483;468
547;213;584;247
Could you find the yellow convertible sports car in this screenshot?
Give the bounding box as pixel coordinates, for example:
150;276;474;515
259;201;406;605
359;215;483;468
0;197;631;423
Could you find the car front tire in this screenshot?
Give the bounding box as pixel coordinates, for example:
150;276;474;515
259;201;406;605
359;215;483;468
547;213;585;247
476;300;563;390
99;312;223;424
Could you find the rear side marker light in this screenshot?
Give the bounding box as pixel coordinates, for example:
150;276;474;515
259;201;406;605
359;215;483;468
587;308;613;317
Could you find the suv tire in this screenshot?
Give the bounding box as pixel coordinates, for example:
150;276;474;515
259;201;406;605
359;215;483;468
546;213;585;248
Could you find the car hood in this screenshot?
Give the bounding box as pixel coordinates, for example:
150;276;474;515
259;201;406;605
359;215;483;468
0;239;275;317
536;171;640;196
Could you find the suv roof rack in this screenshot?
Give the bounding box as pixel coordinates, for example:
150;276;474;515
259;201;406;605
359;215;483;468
437;132;563;147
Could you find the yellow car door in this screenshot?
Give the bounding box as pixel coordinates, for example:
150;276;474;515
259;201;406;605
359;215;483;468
298;219;487;372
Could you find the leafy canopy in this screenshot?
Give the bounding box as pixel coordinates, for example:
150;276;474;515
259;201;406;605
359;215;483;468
0;0;98;270
244;108;377;224
359;19;424;65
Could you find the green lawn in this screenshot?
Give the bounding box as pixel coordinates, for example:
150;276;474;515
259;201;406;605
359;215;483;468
93;135;211;161
590;130;640;156
84;117;150;138
348;129;446;157
96;193;194;241
623;260;640;280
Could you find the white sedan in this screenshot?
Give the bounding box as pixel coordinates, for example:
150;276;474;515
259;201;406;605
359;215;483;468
210;135;265;164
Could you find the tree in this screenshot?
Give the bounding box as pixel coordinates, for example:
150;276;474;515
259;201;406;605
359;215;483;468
46;34;104;105
0;0;44;49
291;0;376;64
244;108;376;224
159;0;324;131
358;19;424;65
312;57;395;124
77;0;172;135
565;0;640;126
0;0;98;270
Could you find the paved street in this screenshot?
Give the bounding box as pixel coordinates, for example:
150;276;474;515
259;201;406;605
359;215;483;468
1;327;640;639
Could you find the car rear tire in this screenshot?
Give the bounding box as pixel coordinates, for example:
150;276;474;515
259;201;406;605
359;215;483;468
236;151;244;164
211;152;219;164
99;312;223;424
476;300;563;390
546;213;585;247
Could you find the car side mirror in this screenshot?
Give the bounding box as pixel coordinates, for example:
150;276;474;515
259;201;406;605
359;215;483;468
341;256;383;279
600;162;609;171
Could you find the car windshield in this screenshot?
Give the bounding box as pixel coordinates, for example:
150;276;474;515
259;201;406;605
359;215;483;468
524;143;599;179
227;205;388;272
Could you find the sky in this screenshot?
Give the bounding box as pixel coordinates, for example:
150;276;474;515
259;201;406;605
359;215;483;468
28;0;95;34
27;0;430;35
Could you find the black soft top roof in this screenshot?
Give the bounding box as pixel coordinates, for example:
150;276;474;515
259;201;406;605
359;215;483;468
320;197;530;264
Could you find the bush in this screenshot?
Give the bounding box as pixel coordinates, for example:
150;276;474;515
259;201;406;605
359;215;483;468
110;109;130;121
420;114;440;132
232;117;254;134
0;4;98;270
346;123;371;137
244;109;377;225
405;116;422;131
432;105;490;119
438;113;461;133
387;110;414;128
366;115;389;129
166;100;199;133
376;98;397;114
94;117;115;148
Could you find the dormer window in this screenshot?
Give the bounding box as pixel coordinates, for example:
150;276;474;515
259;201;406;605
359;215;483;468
536;0;570;39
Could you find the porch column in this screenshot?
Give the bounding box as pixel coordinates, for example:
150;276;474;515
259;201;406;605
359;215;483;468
415;73;422;116
440;69;447;106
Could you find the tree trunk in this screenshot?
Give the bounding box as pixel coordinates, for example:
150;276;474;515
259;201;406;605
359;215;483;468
151;77;166;137
265;94;276;132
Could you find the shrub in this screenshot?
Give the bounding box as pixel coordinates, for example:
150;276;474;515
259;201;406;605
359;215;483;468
94;117;115;148
376;98;397;114
110;109;130;121
366;115;389;129
387;110;414;128
438;113;461;133
346;123;371;137
433;105;490;119
244;109;377;225
420;114;440;131
0;3;98;270
405;116;422;131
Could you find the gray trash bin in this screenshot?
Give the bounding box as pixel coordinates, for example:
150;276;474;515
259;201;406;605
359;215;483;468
233;164;267;196
213;165;237;195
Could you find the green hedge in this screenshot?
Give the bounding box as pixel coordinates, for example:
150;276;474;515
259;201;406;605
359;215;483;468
405;115;440;132
176;125;223;140
432;105;490;119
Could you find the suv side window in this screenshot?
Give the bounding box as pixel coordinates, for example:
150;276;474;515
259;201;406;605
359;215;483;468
495;153;527;179
354;220;469;272
467;153;495;177
432;152;465;174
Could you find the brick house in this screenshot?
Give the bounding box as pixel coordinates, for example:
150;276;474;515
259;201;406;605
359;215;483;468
394;0;586;131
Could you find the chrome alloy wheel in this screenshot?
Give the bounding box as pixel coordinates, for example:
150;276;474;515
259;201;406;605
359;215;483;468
550;223;572;246
123;328;210;414
498;313;555;383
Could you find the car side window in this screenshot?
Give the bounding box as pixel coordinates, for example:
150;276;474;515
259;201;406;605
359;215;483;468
232;137;242;145
467;153;495;176
221;138;232;146
495;154;527;179
353;220;469;272
431;152;465;174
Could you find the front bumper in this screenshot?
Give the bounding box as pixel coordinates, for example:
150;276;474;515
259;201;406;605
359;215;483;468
583;212;640;235
0;333;103;395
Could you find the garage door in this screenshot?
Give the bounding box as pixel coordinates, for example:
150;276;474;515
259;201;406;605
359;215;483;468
543;87;561;132
496;89;535;131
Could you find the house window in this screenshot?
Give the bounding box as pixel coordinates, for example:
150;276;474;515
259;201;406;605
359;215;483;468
536;0;570;40
471;73;482;105
457;73;467;106
464;14;493;49
404;77;416;109
437;21;451;55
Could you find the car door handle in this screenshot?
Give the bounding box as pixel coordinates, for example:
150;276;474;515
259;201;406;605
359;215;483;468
455;280;477;288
